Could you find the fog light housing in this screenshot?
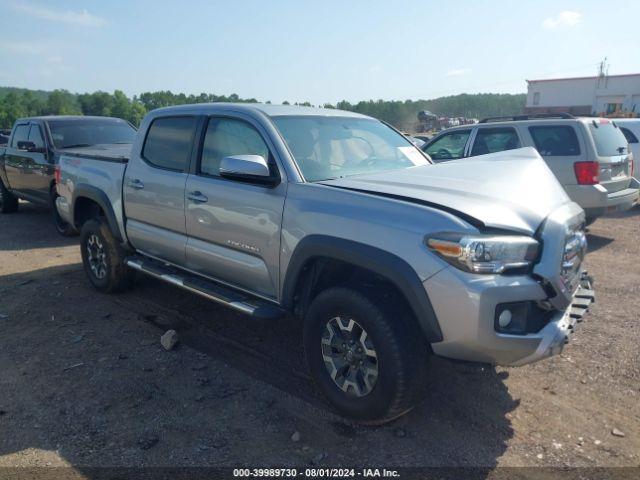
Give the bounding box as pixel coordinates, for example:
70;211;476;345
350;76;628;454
494;302;531;335
494;301;555;335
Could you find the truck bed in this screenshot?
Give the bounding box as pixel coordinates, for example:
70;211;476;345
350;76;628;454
60;144;132;162
56;145;130;239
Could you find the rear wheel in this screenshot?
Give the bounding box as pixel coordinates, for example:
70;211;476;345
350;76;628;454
0;179;19;213
50;186;76;236
80;218;132;293
303;287;430;424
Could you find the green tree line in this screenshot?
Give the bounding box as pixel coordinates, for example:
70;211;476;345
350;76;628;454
332;93;526;130
0;88;260;129
0;87;525;131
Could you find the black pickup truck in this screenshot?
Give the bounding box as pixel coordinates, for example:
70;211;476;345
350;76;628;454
0;116;136;234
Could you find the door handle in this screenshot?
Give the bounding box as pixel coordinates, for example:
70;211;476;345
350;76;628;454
128;178;144;189
187;191;208;203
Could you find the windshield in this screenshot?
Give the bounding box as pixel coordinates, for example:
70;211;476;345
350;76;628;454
272;116;430;181
588;120;629;157
47;119;136;149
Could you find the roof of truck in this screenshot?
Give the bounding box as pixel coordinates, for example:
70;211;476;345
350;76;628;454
15;115;130;123
150;103;369;119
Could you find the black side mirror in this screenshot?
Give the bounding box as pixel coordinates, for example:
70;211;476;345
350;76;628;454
17;141;35;151
16;141;46;153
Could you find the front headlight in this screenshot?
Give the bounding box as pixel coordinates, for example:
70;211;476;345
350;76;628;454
426;232;540;274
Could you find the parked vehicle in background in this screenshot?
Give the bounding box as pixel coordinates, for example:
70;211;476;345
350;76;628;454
0;129;10;145
412;133;431;143
56;103;593;423
417;110;438;131
614;118;640;181
422;114;639;224
0;116;136;234
406;135;426;148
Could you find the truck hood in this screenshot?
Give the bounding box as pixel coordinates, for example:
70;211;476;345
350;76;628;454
319;147;571;235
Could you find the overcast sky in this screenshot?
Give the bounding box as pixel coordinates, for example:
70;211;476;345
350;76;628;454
1;0;639;104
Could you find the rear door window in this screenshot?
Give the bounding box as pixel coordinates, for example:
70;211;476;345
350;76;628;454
423;130;471;161
11;124;30;148
529;125;581;156
620;127;638;144
142;116;197;171
588;120;629;156
470;128;520;156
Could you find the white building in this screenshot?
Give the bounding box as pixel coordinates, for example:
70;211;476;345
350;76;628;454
525;73;640;116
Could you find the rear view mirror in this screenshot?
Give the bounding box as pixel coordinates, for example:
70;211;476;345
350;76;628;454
219;155;276;184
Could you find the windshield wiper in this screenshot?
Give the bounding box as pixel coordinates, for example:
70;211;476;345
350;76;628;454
62;143;92;149
320;176;344;181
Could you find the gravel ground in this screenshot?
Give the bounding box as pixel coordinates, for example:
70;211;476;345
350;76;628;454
0;202;638;475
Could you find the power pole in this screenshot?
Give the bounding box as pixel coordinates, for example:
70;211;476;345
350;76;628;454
597;57;609;88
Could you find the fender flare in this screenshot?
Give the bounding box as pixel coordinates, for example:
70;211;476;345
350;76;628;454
72;184;123;242
282;235;443;342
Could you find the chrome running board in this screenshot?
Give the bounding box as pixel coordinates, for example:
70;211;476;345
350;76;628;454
126;256;285;320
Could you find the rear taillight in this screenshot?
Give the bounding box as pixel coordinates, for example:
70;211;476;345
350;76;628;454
630;157;634;178
54;165;61;184
574;161;600;185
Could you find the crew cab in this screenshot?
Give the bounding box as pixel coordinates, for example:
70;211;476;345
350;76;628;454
422;114;640;224
0;115;136;234
56;104;594;423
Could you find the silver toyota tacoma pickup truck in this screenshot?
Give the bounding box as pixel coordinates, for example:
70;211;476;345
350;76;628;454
56;103;594;423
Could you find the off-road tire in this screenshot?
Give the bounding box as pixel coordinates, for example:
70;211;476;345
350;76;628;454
0;179;19;213
50;186;76;236
303;287;430;424
80;217;131;293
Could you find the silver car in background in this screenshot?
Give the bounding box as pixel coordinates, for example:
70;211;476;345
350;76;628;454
423;114;639;223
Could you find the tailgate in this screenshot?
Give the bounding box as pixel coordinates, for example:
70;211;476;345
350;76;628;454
587;120;633;193
599;154;633;193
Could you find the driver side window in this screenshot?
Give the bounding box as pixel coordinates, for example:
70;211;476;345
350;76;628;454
424;130;471;162
200;117;271;177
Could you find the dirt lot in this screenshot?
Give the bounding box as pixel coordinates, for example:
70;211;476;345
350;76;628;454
0;202;639;475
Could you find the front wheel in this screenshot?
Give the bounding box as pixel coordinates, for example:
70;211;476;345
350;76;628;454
303;287;430;424
80;218;132;293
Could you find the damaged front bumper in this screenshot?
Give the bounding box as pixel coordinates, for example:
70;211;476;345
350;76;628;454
507;273;594;366
425;266;595;366
425;201;593;367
